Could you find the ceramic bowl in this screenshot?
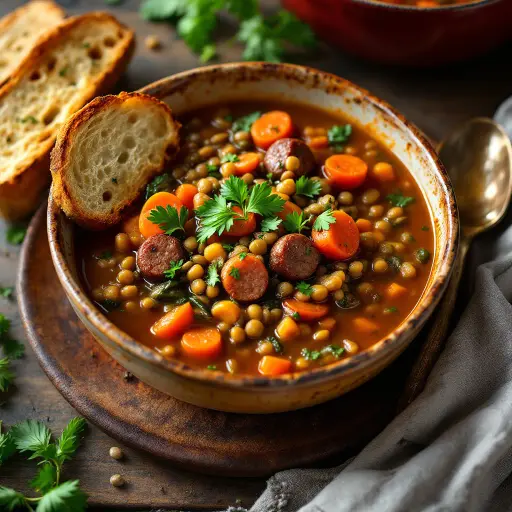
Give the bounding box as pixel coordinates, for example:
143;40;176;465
47;62;458;413
283;0;511;66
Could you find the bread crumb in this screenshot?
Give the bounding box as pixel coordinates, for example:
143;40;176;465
145;35;161;51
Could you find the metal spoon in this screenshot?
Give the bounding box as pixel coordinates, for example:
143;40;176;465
399;118;512;410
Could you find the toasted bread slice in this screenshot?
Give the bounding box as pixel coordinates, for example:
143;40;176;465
0;12;135;220
0;1;65;86
51;92;180;230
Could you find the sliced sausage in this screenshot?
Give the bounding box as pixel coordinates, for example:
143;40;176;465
221;254;268;302
137;234;186;281
270;233;320;280
264;138;316;178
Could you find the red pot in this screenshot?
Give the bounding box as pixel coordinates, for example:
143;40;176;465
282;0;512;65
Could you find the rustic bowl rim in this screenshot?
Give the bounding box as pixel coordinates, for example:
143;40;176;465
352;0;492;11
47;61;458;390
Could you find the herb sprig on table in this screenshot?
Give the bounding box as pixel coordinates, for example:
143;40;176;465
0;417;88;511
0;313;24;392
140;0;316;63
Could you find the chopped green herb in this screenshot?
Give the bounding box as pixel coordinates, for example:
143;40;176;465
163;259;184;280
265;336;283;354
206;260;222;287
301;348;321;361
0;287;14;300
6;225;27;245
415;248;431;264
296;281;313;296
19;116;37;124
292;312;300;321
322;344;345;358
266;172;274;182
238;252;248;260
294;176;322;198
421;225;429;231
386;191;415;208
221;153;239;163
384;307;398;314
148;205;188;238
145;173;171;199
387;255;403;272
231;111;261;133
82;42;91;48
100;299;120;311
283;211;309;234
261;216;282;233
59;67;68;77
229;267;240;280
222;243;235;252
327;124;352;150
313;208;336;232
207;364;217;371
95;250;112;260
111;177;118;184
206;163;219;174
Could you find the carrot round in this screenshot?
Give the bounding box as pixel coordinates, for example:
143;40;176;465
251;111;293;150
258;355;292;376
175;184;198;213
312;210;360;260
233;152;261;175
225;206;256;237
323;154;368;189
282;299;330;322
181;327;222;361
277;200;302;221
139;192;184;239
151;302;194;340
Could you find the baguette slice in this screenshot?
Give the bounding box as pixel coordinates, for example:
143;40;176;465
51;92;180;230
0;0;65;86
0;12;135;220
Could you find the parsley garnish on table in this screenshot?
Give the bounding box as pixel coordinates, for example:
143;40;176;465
0;417;88;511
148;205;189;237
6;225;27;245
139;0;316;63
386;191;415;208
0;313;24;392
0;286;14;300
196;176;285;242
294;176;322;199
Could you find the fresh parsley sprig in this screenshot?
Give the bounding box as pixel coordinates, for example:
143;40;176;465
283;211;310;234
163;259;184;280
327;124;352;151
196;176;286;242
261;216;282;233
206;260;222;287
296;282;313;296
0;417;88;511
148;205;189;237
232;111;261;133
294;176;322;199
313;209;336;232
386;191;415;208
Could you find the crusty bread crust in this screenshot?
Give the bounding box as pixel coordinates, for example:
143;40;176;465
50;92;181;230
0;0;65;86
0;11;135;220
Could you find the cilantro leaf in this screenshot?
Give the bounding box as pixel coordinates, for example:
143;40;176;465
294;176;322;198
386;191;415;208
31;462;57;494
296;282;313;296
283;211;309;234
206;260;222;287
10;420;52;458
229;267;240;280
0;358;14;392
327;124;352;150
261;216;281;232
0;287;14;300
231;111;261;133
147;205;188;237
56;417;87;463
6;225;27;245
163;259;184;280
0;423;16;465
196;195;236;243
313;208;336;232
221;153;240;163
3;339;25;360
301;348;321;361
145;173;171;200
0;486;26;510
36;480;87;512
246;181;286;216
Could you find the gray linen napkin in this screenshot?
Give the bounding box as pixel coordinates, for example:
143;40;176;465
247;256;512;512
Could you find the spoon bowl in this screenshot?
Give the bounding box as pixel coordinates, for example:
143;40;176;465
439;118;512;238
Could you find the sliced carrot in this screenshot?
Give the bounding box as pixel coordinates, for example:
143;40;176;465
353;317;379;335
225;206;256;237
276;200;302;221
356;218;372;233
251;111;293;150
151;302;194;340
175;184;198;213
233;152;261;175
312;210;360;260
324;154;368;189
372;162;396;182
307;135;329;150
139;192;184;239
282;299;330;322
385;282;408;300
258;355;292;376
181;327;222;361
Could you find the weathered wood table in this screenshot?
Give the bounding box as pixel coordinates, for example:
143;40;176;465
1;0;511;509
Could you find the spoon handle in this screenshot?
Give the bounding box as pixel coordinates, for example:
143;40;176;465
397;236;470;412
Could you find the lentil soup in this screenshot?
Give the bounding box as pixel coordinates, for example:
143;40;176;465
76;101;434;376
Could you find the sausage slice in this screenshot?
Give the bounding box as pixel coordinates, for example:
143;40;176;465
137;234;186;281
270;233;320;280
264;138;316;178
221;254;268;302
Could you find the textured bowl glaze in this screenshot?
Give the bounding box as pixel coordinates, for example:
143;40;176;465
283;0;511;66
47;62;458;413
